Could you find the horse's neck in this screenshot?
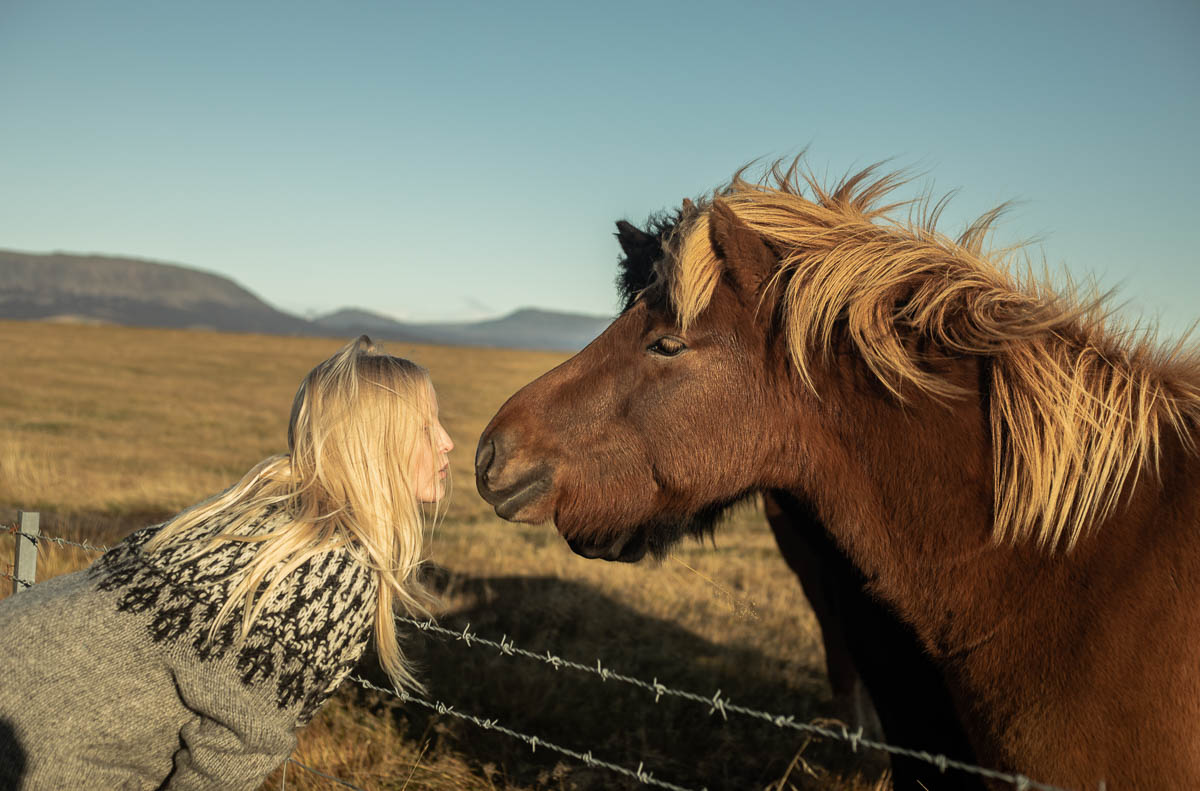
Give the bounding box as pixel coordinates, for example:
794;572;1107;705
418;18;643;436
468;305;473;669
775;339;1200;783
794;359;1200;773
801;377;1200;657
792;357;1038;657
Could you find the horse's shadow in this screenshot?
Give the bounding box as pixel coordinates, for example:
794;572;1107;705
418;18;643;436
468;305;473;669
351;566;885;790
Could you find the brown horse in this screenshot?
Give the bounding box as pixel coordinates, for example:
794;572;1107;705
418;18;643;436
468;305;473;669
476;162;1200;789
612;214;981;791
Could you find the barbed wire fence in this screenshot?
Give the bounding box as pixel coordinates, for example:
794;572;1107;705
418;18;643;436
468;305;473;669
1;511;1089;791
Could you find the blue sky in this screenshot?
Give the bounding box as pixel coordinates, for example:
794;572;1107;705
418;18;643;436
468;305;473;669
2;0;1197;336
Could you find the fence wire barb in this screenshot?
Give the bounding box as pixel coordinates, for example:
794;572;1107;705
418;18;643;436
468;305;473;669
1;570;32;589
397;615;1074;791
349;674;706;791
11;530;109;554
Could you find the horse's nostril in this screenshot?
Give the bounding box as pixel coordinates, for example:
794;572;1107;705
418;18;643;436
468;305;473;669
474;437;496;483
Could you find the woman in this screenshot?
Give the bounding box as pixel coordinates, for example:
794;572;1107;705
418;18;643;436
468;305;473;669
0;336;454;790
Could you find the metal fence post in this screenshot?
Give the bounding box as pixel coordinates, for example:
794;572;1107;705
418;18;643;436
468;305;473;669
13;510;39;594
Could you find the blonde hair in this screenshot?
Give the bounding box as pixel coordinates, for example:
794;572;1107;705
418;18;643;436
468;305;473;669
662;161;1200;552
144;335;444;692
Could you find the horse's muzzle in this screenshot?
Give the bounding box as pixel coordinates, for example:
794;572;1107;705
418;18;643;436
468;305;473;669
475;434;554;522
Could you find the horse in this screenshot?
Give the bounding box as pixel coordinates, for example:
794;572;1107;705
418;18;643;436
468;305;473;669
612;214;982;790
475;161;1200;789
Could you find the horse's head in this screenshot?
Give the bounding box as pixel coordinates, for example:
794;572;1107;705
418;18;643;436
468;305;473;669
478;161;1164;562
476;197;809;562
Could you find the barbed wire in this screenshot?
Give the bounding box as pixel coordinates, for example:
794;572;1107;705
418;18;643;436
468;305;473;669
1;570;33;588
3;528;1082;791
8;529;110;554
396;616;1074;791
350;674;706;791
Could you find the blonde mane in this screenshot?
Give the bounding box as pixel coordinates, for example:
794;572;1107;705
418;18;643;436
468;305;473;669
662;162;1200;550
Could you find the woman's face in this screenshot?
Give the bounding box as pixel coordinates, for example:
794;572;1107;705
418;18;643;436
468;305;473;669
411;387;454;504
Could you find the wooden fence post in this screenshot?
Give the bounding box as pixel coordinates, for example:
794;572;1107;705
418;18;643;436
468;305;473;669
13;510;39;594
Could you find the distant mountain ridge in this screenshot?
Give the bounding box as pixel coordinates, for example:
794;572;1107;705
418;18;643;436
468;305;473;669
313;307;612;351
0;248;612;350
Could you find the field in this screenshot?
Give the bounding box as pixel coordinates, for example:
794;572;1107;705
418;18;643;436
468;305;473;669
0;320;888;790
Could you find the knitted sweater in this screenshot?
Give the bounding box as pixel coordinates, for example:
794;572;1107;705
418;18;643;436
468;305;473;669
0;505;378;790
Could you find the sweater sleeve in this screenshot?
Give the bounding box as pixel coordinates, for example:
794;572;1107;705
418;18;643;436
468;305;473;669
87;520;380;790
158;547;378;789
165;662;298;791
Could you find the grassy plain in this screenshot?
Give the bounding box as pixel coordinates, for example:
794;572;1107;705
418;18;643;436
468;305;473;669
0;320;886;790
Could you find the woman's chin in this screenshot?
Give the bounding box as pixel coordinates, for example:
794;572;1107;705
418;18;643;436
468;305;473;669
418;485;446;505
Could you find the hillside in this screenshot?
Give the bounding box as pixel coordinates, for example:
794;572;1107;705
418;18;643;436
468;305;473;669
0;249;612;350
0;249;311;335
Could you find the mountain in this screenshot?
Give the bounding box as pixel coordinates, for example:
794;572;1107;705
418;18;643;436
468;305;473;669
0;249;311;335
0;248;613;350
313;307;613;351
311;308;434;343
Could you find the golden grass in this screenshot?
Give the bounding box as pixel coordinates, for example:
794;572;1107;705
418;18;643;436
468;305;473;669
0;320;888;790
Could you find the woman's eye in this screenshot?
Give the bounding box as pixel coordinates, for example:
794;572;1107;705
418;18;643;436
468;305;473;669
647;336;687;357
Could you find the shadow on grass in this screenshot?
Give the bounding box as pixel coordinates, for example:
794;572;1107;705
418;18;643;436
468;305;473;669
354;566;886;791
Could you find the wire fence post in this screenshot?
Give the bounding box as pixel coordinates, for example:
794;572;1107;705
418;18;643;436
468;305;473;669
13;510;39;594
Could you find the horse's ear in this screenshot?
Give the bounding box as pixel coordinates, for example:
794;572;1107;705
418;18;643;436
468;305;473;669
708;198;776;298
614;220;661;308
616;220;657;259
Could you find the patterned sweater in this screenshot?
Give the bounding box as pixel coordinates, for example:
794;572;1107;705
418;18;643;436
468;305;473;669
0;505;378;790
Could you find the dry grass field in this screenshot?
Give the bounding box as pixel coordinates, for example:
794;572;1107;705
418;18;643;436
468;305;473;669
0;320;889;790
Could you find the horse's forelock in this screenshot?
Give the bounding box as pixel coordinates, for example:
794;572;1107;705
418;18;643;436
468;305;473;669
664;214;725;333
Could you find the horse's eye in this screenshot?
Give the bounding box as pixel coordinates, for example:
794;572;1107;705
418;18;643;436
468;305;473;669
647;336;687;357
